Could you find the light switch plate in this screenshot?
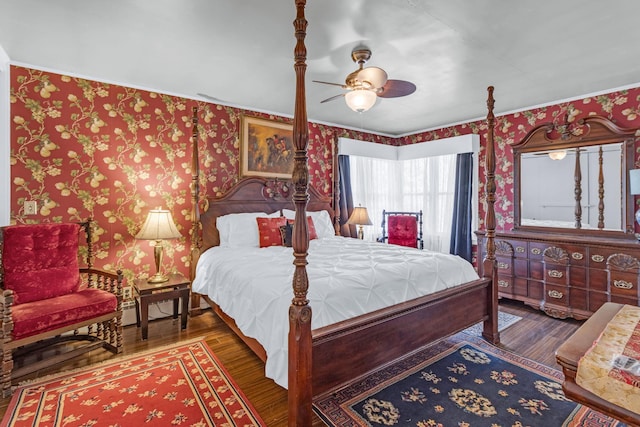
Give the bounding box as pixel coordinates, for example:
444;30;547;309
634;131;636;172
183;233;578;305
24;200;37;215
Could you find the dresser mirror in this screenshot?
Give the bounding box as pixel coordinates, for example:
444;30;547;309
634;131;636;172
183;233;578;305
513;116;636;238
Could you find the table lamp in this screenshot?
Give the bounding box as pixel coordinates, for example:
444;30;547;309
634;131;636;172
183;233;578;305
347;205;373;239
135;209;182;283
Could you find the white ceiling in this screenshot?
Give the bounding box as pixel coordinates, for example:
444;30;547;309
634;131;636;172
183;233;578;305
2;0;640;136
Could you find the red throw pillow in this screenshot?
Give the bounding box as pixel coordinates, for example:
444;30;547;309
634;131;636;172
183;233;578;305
2;223;81;305
286;216;318;240
256;217;287;248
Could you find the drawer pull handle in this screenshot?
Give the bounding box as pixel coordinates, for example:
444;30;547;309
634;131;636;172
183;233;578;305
547;270;564;278
614;280;633;290
498;262;509;269
531;248;541;255
498;280;510;288
571;252;584;260
591;254;605;263
516;246;525;253
548;290;564;299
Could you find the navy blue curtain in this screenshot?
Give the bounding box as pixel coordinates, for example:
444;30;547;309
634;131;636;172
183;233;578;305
338;155;357;238
449;152;473;262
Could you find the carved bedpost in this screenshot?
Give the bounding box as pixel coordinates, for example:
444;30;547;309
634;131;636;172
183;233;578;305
574;147;582;229
189;107;203;315
482;86;500;344
289;0;313;425
332;138;341;235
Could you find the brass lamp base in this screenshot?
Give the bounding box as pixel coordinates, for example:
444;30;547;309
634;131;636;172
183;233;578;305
357;225;364;240
147;273;169;284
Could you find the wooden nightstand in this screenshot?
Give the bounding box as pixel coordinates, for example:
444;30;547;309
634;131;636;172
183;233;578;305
134;273;190;340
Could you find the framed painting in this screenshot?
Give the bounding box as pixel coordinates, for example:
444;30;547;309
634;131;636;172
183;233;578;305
240;116;294;178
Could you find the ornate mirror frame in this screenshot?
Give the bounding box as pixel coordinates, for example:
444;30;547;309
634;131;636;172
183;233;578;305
513;115;636;239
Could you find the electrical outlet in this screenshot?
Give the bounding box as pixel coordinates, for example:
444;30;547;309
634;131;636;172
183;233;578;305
122;286;133;300
122;300;136;310
24;200;37;216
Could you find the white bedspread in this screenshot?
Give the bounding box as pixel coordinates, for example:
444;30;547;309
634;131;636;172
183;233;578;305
192;236;479;388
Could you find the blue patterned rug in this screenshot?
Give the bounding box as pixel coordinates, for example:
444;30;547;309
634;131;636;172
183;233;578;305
313;335;625;426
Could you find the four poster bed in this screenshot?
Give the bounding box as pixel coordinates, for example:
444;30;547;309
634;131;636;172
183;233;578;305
188;1;499;424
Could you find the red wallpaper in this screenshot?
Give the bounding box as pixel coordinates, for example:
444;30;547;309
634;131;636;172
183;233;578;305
9;65;640;283
9;66;391;283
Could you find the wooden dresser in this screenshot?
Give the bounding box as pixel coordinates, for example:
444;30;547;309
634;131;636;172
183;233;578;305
476;230;640;320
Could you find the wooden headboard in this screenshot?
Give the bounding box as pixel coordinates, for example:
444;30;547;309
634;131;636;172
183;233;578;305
199;177;333;252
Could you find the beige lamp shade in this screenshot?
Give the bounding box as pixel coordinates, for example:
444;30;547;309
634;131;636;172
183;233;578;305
347;205;372;240
135;209;182;240
135;209;181;283
347;206;373;226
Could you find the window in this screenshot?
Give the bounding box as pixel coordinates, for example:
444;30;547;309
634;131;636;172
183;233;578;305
350;155;456;252
339;135;479;253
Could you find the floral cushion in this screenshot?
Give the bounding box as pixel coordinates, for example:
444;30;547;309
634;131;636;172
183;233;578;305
11;288;117;340
2;223;82;305
388;215;418;248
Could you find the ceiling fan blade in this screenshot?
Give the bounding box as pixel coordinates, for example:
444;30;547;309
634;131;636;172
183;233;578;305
313;80;348;89
355;67;388;89
320;93;345;104
377;79;417;98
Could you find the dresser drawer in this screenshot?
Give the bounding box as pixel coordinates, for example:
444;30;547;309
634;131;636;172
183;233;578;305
609;272;638;298
544;284;569;306
588;268;608;292
565;245;587;266
496;276;513;292
496;257;513;276
544;265;568;285
529;242;546;260
588;247;618;268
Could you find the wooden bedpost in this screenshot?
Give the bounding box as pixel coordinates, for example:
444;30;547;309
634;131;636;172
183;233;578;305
289;0;312;425
332;138;341;235
189;106;203;315
482;86;500;344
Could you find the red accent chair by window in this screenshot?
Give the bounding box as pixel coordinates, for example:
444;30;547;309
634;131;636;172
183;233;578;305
380;210;424;249
0;220;123;397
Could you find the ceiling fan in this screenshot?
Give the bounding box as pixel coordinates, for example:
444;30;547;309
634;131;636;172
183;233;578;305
313;47;417;112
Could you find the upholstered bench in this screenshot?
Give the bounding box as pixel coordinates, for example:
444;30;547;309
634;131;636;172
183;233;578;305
556;302;640;426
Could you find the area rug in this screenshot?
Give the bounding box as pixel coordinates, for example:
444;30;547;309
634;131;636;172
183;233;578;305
313;335;625;426
1;338;265;427
461;310;522;336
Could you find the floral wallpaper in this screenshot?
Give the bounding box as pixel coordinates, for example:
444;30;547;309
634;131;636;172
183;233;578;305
9;66;640;284
9;66;391;284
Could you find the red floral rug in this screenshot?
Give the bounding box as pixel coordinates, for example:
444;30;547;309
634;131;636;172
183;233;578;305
1;338;265;426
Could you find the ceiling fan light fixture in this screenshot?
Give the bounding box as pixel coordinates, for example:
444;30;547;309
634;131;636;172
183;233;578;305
345;88;377;113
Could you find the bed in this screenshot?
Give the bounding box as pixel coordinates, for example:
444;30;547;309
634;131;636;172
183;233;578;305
188;2;499;423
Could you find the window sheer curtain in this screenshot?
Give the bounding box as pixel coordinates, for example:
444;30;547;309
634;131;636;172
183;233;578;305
350;154;456;252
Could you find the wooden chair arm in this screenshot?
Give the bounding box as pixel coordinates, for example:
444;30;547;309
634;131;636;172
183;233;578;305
0;289;14;342
81;268;123;296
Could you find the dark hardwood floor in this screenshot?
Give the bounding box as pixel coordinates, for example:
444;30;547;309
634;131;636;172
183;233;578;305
0;298;583;426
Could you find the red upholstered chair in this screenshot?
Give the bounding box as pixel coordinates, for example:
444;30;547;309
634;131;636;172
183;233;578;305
381;210;423;249
0;220;123;397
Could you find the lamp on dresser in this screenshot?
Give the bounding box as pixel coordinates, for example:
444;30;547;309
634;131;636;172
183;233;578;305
135;209;182;283
629;169;640;239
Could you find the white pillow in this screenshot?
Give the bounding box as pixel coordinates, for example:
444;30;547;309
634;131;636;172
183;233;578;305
282;209;335;239
217;211;280;247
